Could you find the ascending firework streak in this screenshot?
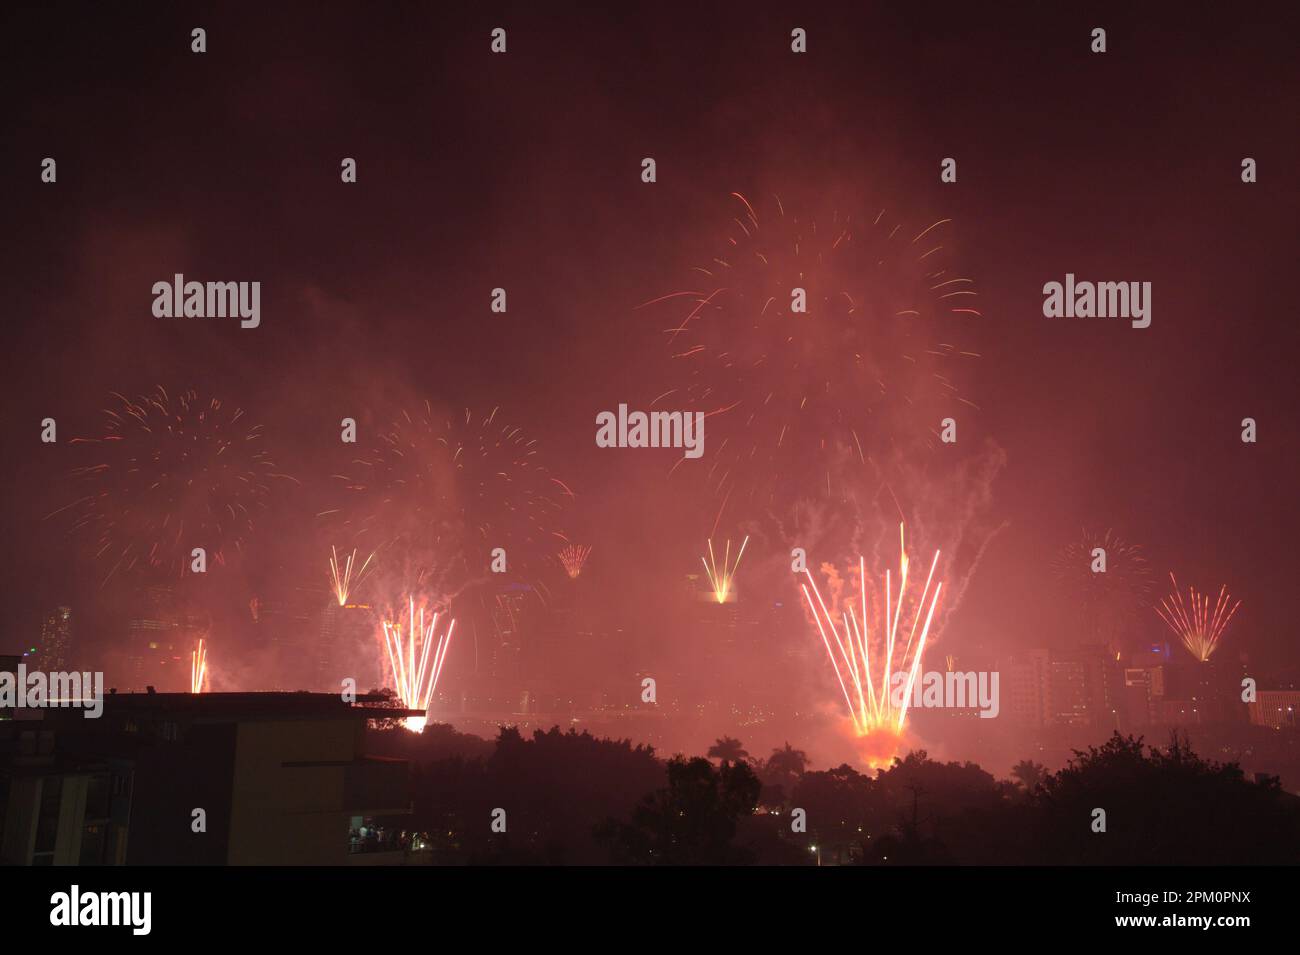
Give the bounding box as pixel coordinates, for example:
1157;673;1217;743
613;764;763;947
190;639;208;694
381;598;455;733
1155;573;1241;663
329;546;375;606
801;524;943;735
558;544;592;579
702;536;749;603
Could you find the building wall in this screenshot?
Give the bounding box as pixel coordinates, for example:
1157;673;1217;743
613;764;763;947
226;718;361;865
125;722;237;864
0;776;41;864
0;772;92;865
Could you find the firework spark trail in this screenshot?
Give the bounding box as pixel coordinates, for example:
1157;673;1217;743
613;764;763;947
800;524;943;737
558;544;592;579
381;598;455;732
329;546;376;605
643;192;981;521
190;639;208;694
323;403;571;592
49;387;294;585
702;536;749;603
1053;528;1153;601
1155;572;1241;662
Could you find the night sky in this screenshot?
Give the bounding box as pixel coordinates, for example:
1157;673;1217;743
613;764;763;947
4;2;1298;759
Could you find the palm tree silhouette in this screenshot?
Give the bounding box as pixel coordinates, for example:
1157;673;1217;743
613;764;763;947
707;736;749;764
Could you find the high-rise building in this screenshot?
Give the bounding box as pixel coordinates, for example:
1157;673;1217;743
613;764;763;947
124;586;205;692
319;602;378;692
1122;667;1160;726
1050;645;1122;730
37;606;73;671
251;592;315;690
1003;650;1051;727
490;588;531;687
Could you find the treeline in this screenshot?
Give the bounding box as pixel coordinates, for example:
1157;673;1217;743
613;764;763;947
375;726;1300;864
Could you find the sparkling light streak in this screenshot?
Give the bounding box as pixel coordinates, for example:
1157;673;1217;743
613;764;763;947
191;638;208;694
329;546;376;606
1155;572;1242;663
558;543;592;579
381;598;455;732
800;524;944;750
702;536;749;603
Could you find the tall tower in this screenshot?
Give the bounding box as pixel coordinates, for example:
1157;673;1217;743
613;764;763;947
37;606;73;671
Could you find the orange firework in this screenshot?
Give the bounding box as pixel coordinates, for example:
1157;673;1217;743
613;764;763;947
190;639;208;694
380;598;455;733
702;536;749;603
329;546;375;606
1155;573;1241;662
558;544;592;579
800;524;943;760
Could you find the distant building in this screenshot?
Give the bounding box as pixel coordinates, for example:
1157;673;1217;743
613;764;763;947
37;606;73;671
1122;666;1162;726
252;592;315;689
1003;650;1051;727
1139;658;1249;727
123;586;206;692
1045;645;1122;730
1004;646;1124;729
319;602;377;692
1248;691;1300;730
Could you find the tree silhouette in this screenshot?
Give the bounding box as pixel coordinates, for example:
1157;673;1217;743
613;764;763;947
597;756;762;864
1010;759;1048;792
707;736;750;764
1031;731;1300;865
767;741;810;777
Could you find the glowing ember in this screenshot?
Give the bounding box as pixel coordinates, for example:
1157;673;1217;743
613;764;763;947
1155;572;1241;662
329;546;375;606
380;597;455;732
191;639;208;694
558;543;592;579
702;536;749;604
800;524;943;762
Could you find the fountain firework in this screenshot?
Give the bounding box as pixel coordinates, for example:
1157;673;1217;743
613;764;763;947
800;524;943;766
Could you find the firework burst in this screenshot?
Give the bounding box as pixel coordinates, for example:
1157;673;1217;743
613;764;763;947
1155;573;1241;662
558;543;592;579
324;403;571;591
329;546;376;606
800;524;943;765
380;597;455;733
1052;528;1153;647
701;536;749;603
643;192;980;521
51;387;293;584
